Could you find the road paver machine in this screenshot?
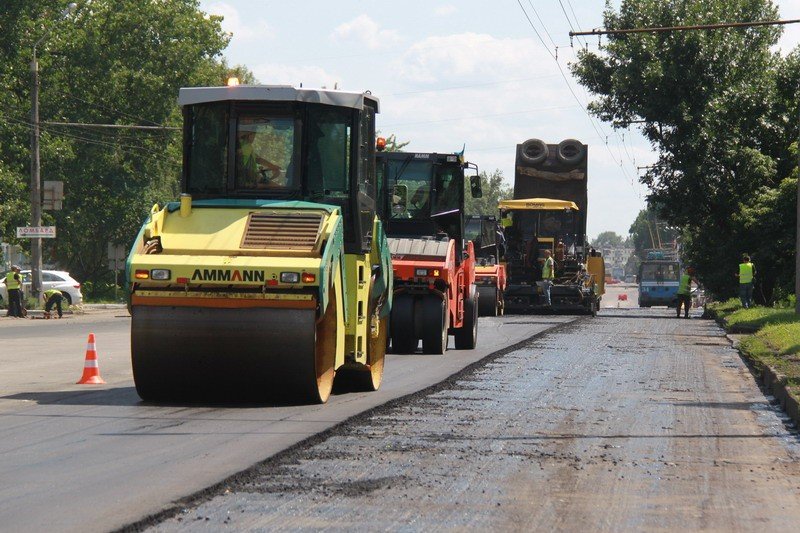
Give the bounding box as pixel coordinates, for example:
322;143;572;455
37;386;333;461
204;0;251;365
126;85;393;403
376;151;482;353
501;138;604;314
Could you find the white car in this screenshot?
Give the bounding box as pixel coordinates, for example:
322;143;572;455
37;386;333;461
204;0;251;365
1;270;83;306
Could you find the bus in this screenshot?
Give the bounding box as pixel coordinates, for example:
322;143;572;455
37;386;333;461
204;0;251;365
638;251;680;308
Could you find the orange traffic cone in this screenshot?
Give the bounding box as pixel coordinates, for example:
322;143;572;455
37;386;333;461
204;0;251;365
77;333;106;384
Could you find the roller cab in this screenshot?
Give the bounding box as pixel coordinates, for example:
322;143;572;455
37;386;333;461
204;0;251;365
465;215;507;317
375;151;482;354
127;86;392;403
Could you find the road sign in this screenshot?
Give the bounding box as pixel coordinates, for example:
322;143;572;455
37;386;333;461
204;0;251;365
17;226;56;238
107;243;127;270
43;181;64;211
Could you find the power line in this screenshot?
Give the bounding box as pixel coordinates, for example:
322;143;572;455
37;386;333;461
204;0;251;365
42;121;179;131
551;0;642;195
570;18;800;37
385;75;560;97
381;104;573;128
516;0;641;198
527;0;558;49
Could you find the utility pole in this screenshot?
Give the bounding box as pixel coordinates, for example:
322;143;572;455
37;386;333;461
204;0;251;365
29;2;77;302
29;48;42;301
796;98;800;314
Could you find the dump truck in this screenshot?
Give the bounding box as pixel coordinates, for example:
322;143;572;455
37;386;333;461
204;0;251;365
375;151;482;353
465;214;507;316
126;85;393;403
501;138;604;314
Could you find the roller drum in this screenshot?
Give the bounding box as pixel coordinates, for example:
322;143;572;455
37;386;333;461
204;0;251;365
477;286;499;316
131;305;319;402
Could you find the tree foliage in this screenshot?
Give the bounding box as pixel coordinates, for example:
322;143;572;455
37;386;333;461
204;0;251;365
0;0;233;294
591;231;625;249
464;169;512;215
627;207;679;254
572;0;799;303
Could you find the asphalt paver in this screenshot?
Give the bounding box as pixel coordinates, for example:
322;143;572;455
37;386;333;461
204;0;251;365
141;309;800;531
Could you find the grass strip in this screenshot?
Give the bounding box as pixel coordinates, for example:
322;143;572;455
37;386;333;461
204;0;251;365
708;299;800;401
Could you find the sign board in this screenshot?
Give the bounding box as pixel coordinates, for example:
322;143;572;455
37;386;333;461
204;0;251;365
17;226;56;238
107;243;128;270
43;181;64;211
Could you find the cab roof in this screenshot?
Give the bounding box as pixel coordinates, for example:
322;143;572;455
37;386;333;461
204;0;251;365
178;85;380;112
499;198;579;211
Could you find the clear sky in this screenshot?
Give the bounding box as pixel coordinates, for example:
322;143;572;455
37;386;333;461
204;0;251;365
197;0;800;239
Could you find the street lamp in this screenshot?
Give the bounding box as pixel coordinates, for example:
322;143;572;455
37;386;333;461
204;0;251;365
30;2;77;301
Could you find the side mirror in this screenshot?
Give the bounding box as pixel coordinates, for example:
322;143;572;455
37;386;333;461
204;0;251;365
391;184;408;215
470;174;482;198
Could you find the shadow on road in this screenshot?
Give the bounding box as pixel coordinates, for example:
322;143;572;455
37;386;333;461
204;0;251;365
1;388;321;409
2;388;141;406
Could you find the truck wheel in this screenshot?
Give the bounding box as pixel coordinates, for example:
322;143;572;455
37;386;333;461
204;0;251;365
477;286;498;316
390;295;417;354
556;138;586;164
454;286;478;350
520;138;548;165
421;295;448;354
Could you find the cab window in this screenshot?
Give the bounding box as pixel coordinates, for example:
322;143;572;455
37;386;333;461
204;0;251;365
234;116;297;191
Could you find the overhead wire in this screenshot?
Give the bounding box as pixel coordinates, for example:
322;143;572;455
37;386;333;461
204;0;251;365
516;0;641;199
0;110;179;166
548;0;644;197
381;104;574;128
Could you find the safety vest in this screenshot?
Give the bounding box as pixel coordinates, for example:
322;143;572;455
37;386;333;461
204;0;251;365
5;272;20;290
677;273;691;295
739;262;754;284
501;217;512;228
542;257;555;279
44;289;61;301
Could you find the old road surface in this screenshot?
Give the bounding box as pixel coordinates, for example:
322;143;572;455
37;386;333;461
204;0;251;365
0;308;572;533
141;307;800;532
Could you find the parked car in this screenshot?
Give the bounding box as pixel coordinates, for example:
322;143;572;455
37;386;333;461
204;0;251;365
0;270;83;306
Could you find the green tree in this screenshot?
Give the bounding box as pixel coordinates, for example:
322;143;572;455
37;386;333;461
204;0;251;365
0;0;230;296
628;207;679;255
377;133;410;152
592;231;624;249
571;0;798;303
464;169;512;215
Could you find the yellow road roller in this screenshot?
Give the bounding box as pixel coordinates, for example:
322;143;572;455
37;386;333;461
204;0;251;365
126;85;392;403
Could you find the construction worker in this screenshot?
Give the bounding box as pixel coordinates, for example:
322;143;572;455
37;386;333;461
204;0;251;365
676;266;697;319
736;254;755;309
542;249;555;306
43;289;64;319
3;265;24;318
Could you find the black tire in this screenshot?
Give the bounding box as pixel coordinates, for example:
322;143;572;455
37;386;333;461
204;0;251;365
519;138;548;165
60;291;72;306
477;286;498;317
556;139;585;165
454;286;478;350
390;295;417;354
421;295;448;354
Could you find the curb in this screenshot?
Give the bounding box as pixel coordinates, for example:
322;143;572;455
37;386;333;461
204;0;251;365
722;328;800;429
760;365;800;427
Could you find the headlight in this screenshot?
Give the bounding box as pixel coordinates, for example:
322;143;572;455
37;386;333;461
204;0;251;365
150;269;171;280
280;272;300;284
